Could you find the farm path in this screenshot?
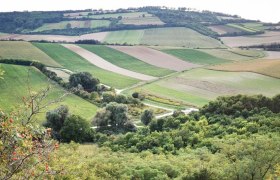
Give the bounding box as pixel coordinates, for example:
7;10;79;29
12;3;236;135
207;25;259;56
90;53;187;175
109;46;201;71
62;44;157;81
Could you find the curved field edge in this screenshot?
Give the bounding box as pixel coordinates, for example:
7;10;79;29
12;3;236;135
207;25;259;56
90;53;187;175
32;43;140;89
79;44;174;77
0;64;98;123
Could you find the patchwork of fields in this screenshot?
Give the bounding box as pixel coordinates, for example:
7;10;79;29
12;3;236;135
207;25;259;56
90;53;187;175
104;27;224;47
33;43;140;89
0;64;98;122
130;69;280;107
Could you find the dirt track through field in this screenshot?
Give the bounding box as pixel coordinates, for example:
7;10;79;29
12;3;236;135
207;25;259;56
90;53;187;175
62;44;157;81
109;46;200;71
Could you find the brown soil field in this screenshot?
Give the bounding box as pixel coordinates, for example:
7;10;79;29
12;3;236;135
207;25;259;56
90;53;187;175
209;25;242;35
221;31;280;47
0;32;108;42
208;59;280;78
62;44;157;81
109;46;201;71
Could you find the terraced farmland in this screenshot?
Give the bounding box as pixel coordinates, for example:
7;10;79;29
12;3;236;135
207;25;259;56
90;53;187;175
209;59;280;78
131;69;280;107
0;64;98;122
0;41;60;66
33;43;140;89
209;25;243;35
104;27;224;47
33;20;111;32
161;49;229;65
79;45;173;77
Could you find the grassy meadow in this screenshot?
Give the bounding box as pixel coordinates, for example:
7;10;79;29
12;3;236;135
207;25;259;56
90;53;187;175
0;41;60;66
161;49;229;65
0;64;98;122
33;43;140;89
79;45;174;77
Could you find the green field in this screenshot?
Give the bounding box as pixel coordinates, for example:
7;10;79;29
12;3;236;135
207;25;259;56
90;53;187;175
33;20;111;32
240;23;266;31
79;45;174;77
104;27;224;47
131;69;280;107
227;23;258;32
161;49;229;65
90;12;152;19
33;43;140;89
200;49;264;61
104;30;144;44
0;64;98;122
0;41;60;66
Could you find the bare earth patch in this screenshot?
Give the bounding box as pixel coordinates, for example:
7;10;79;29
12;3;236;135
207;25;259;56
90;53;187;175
109;46;200;71
209;25;242;35
221;31;280;47
0;32;108;42
62;44;157;81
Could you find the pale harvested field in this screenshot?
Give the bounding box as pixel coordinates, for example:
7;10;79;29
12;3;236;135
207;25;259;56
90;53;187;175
208;59;280;78
120;16;165;25
0;32;108;42
62;44;157;81
221;31;280;47
109;46;201;71
46;67;71;81
262;51;280;59
209;25;242;35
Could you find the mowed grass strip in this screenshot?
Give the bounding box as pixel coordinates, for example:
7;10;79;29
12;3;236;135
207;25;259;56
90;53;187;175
162;49;229;65
104;30;144;44
0;41;60;67
208;59;280;78
0;64;98;122
33;43;140;89
79;45;173;77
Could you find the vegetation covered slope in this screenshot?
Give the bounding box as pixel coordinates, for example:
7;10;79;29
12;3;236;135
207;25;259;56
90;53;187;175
0;64;98;121
33;43;140;89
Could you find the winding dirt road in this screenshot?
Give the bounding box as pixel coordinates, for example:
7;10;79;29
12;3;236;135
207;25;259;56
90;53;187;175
62;44;157;81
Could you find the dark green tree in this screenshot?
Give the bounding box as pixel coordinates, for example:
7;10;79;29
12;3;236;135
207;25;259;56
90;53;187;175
141;109;154;125
69;72;99;92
